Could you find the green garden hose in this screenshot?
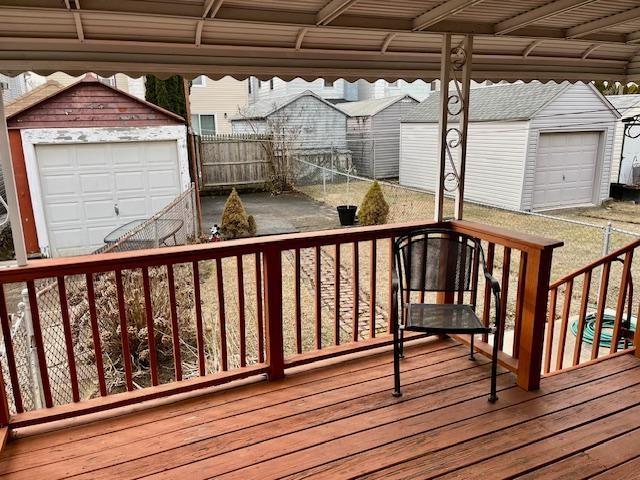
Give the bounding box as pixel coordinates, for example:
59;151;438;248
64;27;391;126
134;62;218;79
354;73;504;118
570;313;636;350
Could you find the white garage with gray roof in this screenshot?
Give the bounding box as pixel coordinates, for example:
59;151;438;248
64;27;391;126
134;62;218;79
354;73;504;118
400;82;619;211
337;94;418;179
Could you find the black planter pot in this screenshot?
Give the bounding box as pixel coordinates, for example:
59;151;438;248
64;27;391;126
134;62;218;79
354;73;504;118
337;205;357;226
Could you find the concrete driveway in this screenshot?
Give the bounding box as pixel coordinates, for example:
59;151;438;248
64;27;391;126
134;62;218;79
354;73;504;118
200;191;340;236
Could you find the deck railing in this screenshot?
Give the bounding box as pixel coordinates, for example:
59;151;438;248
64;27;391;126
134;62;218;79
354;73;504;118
0;220;561;429
545;238;640;375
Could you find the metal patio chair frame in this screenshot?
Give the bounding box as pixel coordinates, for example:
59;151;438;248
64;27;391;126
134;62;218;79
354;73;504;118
391;228;501;402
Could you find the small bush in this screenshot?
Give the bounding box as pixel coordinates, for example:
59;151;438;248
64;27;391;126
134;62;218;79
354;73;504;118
358;181;389;226
247;215;257;236
220;189;251;239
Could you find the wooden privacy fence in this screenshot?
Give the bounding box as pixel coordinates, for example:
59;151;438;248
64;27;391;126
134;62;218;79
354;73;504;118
0;220;562;428
198;134;273;190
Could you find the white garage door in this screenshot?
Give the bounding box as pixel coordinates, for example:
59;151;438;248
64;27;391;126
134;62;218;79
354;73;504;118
36;141;182;256
533;132;600;210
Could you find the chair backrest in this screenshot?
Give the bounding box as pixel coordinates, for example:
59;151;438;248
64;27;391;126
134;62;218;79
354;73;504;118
394;228;479;294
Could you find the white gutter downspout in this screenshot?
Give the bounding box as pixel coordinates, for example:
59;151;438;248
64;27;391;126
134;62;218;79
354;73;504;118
0;85;28;266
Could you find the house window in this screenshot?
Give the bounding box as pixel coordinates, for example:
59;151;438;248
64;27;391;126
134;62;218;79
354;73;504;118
98;75;116;87
192;75;206;87
325;80;334;88
191;114;216;135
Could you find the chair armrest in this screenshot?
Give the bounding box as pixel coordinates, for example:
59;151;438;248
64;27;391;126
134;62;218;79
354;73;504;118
484;271;500;295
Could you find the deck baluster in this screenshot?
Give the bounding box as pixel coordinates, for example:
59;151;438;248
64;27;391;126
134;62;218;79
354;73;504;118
166;264;182;381
0;284;23;411
114;272;134;393
141;268;159;386
57;276;80;400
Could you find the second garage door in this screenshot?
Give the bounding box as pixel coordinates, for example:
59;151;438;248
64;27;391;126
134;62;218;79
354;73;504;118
532;131;600;210
36;140;182;257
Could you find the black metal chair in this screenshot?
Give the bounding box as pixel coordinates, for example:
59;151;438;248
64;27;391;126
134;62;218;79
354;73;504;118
391;228;501;402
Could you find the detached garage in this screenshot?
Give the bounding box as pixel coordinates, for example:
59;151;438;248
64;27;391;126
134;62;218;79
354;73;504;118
6;75;190;257
400;82;619;211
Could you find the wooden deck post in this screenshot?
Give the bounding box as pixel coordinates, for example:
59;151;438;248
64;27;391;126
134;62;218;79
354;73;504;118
263;246;285;380
517;247;554;390
0;365;9;427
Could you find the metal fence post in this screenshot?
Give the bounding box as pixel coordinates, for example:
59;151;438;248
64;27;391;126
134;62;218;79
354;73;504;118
322;166;327;196
153;220;160;248
372;138;376;180
21;288;44;409
191;183;199;239
602;221;612;256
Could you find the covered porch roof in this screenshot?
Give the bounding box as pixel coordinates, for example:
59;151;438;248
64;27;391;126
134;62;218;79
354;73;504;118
1;0;640;82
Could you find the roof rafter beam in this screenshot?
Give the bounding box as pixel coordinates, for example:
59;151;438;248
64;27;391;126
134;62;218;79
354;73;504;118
581;43;602;59
413;0;485;31
381;33;396;53
626;30;640;44
295;27;308;50
64;0;84;42
495;0;598;35
316;0;360;26
567;6;640;39
523;40;542;57
202;0;223;19
195;19;204;46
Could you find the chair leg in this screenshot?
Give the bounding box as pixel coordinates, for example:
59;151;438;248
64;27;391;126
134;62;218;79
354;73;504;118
489;332;499;403
469;334;475;361
392;324;402;397
399;329;405;359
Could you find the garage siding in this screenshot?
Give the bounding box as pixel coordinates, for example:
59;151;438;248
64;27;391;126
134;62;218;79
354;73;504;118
232;96;347;150
399;121;529;210
370;98;419;178
521;83;617;211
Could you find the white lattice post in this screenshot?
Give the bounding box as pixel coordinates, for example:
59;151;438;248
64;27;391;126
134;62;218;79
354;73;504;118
454;35;473;220
434;33;452;222
20;288;44;409
434;34;474;221
0;84;28;266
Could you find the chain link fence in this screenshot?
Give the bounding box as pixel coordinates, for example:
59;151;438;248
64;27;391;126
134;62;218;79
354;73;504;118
294;158;640;334
0;187;200;413
95;184;198;254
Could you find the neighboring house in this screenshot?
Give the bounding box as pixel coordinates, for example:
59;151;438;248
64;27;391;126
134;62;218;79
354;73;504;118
0;73;29;103
5;75;190;257
400;81;619;211
29;72;146;100
337;94;419;179
607;94;640;185
356;79;430;102
189;75;248;134
248;77;430;105
231;90;349;151
248;77;358;105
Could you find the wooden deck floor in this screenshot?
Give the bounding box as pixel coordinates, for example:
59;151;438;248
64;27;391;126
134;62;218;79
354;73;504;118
1;337;640;479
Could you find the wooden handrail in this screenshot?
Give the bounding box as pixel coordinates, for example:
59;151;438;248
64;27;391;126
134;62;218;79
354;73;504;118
451;220;564;253
0;220;563;427
545;237;640;375
0;220;562;284
550;237;640;289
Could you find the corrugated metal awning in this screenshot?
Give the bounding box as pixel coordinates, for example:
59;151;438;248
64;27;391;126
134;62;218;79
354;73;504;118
1;0;640;83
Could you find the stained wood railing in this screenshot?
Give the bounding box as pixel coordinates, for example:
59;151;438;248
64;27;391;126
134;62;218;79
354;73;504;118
0;220;561;429
545;238;640;375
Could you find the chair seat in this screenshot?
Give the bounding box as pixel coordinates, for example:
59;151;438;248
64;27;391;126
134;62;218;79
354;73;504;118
402;304;489;334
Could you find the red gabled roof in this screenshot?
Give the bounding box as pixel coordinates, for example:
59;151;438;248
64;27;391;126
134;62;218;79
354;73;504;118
7;74;185;129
